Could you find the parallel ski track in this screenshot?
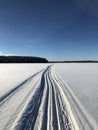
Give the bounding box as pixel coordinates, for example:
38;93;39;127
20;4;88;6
9;66;73;130
1;65;81;130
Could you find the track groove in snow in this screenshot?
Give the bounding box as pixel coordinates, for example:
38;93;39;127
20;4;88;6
12;66;73;130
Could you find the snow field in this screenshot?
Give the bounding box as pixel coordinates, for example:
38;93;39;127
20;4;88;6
0;63;98;130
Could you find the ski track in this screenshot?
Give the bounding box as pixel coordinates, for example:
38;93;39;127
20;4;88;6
0;65;97;130
0;67;45;105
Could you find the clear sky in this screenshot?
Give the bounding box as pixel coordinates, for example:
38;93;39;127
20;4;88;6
0;0;98;61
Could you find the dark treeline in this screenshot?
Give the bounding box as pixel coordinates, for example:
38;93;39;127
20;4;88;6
0;56;48;63
50;60;98;63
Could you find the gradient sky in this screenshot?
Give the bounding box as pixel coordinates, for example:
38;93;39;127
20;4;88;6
0;0;98;61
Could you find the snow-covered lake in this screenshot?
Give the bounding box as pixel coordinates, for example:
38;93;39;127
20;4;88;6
0;63;98;130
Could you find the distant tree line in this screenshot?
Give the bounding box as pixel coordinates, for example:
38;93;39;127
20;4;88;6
0;56;48;63
50;60;98;63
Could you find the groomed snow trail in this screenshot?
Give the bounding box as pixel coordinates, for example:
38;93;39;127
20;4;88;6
0;65;74;130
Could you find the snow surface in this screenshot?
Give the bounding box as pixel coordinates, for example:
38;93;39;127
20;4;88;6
53;63;98;129
0;63;98;130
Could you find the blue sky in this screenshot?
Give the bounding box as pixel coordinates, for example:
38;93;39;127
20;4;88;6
0;0;98;61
